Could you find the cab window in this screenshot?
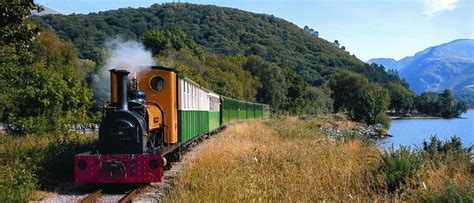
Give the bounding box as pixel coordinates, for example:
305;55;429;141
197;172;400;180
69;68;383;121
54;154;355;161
150;76;165;92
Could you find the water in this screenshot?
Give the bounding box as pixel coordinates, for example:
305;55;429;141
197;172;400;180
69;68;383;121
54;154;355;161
382;109;474;148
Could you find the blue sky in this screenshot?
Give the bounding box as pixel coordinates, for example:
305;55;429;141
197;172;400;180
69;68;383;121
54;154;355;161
36;0;473;61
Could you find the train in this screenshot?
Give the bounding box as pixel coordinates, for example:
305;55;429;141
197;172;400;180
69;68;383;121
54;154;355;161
74;66;270;183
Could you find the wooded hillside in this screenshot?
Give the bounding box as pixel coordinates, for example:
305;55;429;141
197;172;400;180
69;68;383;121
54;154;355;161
31;3;404;87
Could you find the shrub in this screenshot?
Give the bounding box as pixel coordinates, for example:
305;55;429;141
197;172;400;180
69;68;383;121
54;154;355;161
422;180;474;202
0;164;37;202
422;136;472;166
6;115;67;135
375;113;391;128
38;134;97;188
376;146;423;192
0;132;97;200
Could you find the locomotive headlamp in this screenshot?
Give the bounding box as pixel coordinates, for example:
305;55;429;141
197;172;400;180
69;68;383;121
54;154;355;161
77;160;87;170
149;159;159;169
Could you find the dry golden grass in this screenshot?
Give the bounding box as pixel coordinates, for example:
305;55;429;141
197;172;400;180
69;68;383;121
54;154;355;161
167;116;473;201
407;159;474;199
169;117;385;201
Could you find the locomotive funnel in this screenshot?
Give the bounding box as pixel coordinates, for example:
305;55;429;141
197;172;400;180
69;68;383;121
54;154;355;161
115;70;130;111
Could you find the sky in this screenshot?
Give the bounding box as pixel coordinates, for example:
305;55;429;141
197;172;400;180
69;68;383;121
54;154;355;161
36;0;474;61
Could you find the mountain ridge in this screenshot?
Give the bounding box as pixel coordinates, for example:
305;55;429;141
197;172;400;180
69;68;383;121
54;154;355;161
368;39;474;106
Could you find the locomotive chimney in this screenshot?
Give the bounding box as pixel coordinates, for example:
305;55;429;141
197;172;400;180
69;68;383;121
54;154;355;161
115;70;130;111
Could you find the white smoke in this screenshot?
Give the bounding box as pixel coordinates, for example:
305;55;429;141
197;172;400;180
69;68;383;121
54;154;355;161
102;38;155;72
93;37;155;107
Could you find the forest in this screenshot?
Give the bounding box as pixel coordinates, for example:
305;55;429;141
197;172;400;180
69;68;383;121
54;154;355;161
28;3;405;127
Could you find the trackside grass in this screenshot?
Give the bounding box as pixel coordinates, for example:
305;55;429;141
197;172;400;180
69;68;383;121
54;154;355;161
0;115;471;201
0;133;97;201
168;116;473;201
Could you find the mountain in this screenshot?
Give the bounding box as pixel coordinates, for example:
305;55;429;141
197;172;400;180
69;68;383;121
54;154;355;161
31;5;62;16
366;57;416;72
369;39;474;106
30;3;404;87
367;58;397;69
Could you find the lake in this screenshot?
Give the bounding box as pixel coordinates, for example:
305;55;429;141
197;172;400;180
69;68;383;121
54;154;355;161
381;109;474;148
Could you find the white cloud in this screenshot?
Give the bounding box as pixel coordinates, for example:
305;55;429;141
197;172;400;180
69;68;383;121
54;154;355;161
423;0;460;16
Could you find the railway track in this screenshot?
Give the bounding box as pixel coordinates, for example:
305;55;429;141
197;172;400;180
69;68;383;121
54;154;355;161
118;187;143;203
79;187;143;203
79;189;102;203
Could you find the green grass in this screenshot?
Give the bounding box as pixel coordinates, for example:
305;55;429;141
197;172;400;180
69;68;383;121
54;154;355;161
0;132;97;201
376;146;423;192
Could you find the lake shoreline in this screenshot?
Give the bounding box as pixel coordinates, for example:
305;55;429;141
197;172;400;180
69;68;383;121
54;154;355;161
389;109;473;120
390;115;464;120
391;116;447;120
385;109;473;148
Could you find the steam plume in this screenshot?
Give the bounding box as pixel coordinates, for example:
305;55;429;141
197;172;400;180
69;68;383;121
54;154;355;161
93;38;155;107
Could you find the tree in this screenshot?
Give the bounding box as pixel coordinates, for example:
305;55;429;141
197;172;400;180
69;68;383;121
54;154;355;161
0;0;43;120
329;71;390;127
455;102;469;117
141;29;202;57
0;3;92;132
388;83;415;115
283;68;308;114
243;56;288;111
415;92;439;115
32;31;78;68
0;0;42;48
329;71;369;118
439;89;457;117
354;84;390;126
414;90;467;118
10;30;92;120
304;86;333;114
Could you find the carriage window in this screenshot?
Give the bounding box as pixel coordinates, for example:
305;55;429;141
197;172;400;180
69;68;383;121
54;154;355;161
150;76;165;92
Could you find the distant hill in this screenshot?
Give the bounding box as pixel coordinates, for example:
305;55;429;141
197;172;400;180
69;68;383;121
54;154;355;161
31;5;62;16
367;58;397;70
30;3;403;87
369;39;474;106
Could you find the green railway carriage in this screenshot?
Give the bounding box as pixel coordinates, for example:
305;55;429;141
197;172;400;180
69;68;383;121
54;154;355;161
246;102;255;119
208;92;221;131
177;72;270;144
238;100;247;120
177;74;220;143
220;96;235;125
220;96;270;125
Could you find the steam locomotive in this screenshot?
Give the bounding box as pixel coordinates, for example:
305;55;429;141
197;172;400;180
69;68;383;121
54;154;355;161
74;66;270;183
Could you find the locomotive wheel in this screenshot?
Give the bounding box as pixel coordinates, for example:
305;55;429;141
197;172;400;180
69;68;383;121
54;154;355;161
163;154;173;171
170;150;181;162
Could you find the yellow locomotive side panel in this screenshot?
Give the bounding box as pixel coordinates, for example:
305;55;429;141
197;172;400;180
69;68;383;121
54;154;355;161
137;68;178;144
144;104;162;131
